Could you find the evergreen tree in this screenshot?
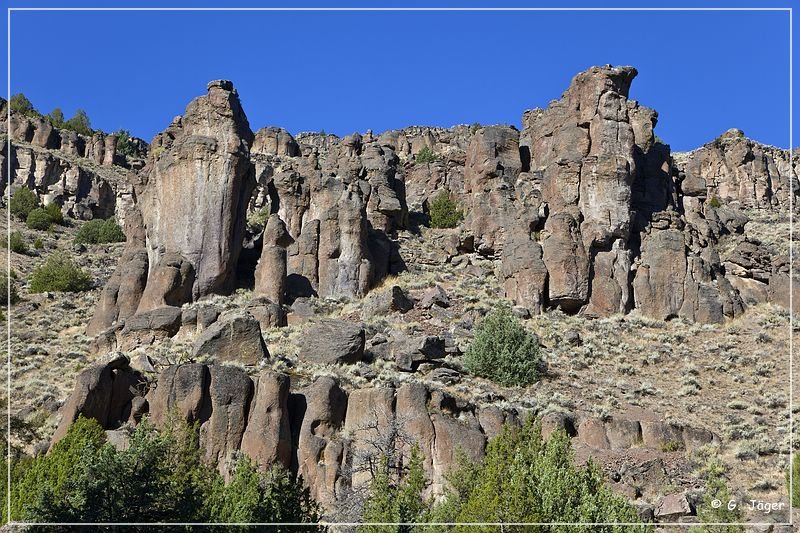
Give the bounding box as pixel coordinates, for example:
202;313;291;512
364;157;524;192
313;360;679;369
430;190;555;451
430;419;648;532
48;108;65;128
359;445;430;533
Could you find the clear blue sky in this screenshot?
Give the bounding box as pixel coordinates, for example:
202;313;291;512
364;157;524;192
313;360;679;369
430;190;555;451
2;1;795;151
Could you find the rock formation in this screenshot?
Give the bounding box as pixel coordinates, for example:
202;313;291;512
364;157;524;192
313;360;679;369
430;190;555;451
53;358;719;515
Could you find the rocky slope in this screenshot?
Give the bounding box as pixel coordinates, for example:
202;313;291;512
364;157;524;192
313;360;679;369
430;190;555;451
5;65;798;527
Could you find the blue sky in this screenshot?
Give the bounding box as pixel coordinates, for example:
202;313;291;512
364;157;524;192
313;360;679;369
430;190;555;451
2;1;795;151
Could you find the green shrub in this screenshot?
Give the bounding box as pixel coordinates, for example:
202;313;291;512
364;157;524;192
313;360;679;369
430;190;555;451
430;419;648;530
115;129;136;157
48;108;65;128
33;238;43;250
75;218;126;244
247;206;271;229
429;191;463;229
415;146;438;164
708;196;722;208
43;202;65;225
63;109;92;136
0;272;19;306
7;231;27;254
690;457;743;532
9;93;36;116
26;208;52;231
789;453;800;507
464;307;542;387
207;457;320;527
7;415;322;527
29;252;92;293
358;445;429;532
9;187;39;220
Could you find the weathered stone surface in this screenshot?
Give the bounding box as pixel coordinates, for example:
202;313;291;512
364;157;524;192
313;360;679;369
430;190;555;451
86;248;149;336
674;128;798;211
633;225;687;320
52;362;144;445
200;365;254;477
147;363;209;426
118;306;183;350
240;371;292;470
52;365;114;444
390;332;446;372
254;214;293;305
361;285;413;317
655;493;693;519
192;310;269;365
138;80;255;303
344;387;396;489
137;253;195;313
501;231;548;314
542;211;590;310
299;320;365;365
292;377;348;507
463;126;523;253
419;285;449;309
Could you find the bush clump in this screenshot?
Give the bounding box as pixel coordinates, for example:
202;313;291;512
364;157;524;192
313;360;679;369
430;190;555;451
0;273;19;306
9;187;39;220
464;307;542;386
5;416;321;527
7;231;27;255
26;208;53;231
415;146;438;164
75;218;126;244
708;196;722;208
789;454;800;507
428;190;463;229
430;419;648;529
29;252;92;293
43;203;65;225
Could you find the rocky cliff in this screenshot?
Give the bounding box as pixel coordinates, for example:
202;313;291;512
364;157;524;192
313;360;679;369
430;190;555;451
8;64;798;524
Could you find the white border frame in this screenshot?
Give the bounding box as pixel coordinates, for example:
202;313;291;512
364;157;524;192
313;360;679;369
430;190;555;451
5;4;794;529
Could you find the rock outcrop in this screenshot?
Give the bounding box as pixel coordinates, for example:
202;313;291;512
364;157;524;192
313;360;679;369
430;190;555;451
53;360;720;517
138;80;256;302
673;128;798;211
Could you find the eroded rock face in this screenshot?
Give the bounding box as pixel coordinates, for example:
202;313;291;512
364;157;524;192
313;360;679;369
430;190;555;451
55;359;723;518
674;128;799;211
138;80;256;303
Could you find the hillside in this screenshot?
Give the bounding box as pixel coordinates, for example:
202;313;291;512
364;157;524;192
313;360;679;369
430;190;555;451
3;65;798;529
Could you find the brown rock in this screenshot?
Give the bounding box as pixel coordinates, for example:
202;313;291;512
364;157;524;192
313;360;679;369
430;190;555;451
138;80;255;302
200;365;255;477
192;310;269;365
147;363;209;426
299;320;365;365
240;371;292;470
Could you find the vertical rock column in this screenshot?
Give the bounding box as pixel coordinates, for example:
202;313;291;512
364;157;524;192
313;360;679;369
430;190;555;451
254;214;293;306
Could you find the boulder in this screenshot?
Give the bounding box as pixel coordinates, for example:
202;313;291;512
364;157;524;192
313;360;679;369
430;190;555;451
147;363;209;426
293;377;348;507
362;285;413;317
254;215;293;306
299;320;365;365
192;310;269;365
419;285;449;309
